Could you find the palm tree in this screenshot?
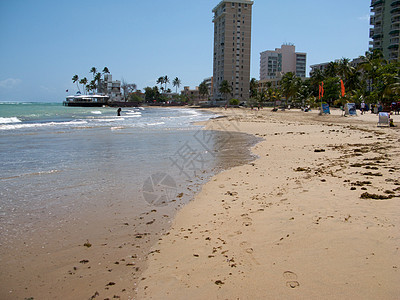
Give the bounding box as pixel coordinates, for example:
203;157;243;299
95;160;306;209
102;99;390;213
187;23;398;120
173;77;181;93
164;75;170;92
90;67;97;79
102;67;110;74
265;83;275;106
72;74;80;93
358;49;386;93
219;80;232;103
88;80;97;94
79;77;88;94
337;58;353;80
199;81;209;101
157;77;165;91
272;88;282;110
324;61;340;78
281;72;301;107
250;78;258;98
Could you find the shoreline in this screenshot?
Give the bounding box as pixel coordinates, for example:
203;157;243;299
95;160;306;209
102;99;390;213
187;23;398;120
0;112;259;300
137;107;400;299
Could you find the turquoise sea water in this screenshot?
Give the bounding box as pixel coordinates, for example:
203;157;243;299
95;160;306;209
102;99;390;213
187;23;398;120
0;102;257;241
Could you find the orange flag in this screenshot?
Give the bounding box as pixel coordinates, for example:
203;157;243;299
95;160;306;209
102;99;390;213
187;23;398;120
340;80;345;97
321;82;324;98
319;84;321;100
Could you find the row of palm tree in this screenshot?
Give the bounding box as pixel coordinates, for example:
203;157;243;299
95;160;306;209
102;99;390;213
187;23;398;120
252;50;399;108
156;76;182;94
71;67;110;94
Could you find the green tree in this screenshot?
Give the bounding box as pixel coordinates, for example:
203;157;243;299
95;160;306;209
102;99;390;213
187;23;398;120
172;77;181;93
321;77;340;105
219;80;232;102
310;69;325;98
79;77;88;94
102;67;110;74
163;75;170;92
272;88;282;109
374;61;400;104
250;78;258;98
296;79;314;107
324;61;339;78
281;72;301;106
199;80;209;101
90;67;97;79
265;84;274;104
128;93;144;104
230;98;240;106
156;77;165;91
144;87;155;102
257;89;266;105
72;74;80;93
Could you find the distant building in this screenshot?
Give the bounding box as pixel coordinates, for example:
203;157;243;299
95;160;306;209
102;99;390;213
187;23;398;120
309;62;331;75
212;0;254;103
98;74;123;101
182;86;208;105
257;76;283;94
309;57;365;76
370;0;400;61
260;44;307;80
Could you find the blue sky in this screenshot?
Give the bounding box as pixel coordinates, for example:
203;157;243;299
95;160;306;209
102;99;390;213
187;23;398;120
0;0;371;102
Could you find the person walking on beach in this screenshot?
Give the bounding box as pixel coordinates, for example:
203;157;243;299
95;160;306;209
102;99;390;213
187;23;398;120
360;101;366;115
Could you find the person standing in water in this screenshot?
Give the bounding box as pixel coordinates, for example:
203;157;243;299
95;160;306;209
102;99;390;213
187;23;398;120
117;108;121;116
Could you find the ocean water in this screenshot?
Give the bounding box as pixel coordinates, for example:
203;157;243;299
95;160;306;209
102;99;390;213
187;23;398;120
0;102;257;241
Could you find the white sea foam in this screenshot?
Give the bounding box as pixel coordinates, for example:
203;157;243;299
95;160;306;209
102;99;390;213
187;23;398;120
0;169;60;180
0;120;87;130
0;117;22;124
126;111;142;116
147;122;165;126
98;118;121;122
91;111;102;115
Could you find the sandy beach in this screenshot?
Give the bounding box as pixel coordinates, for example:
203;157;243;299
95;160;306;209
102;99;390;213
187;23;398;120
137;108;400;299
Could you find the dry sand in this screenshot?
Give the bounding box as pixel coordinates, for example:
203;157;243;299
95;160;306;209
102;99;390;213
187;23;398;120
137;108;400;299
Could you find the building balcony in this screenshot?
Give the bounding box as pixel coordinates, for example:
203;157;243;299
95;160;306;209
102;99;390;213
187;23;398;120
370;15;375;25
388;51;399;60
388;43;399;49
392;16;400;23
391;0;400;7
391;7;400;14
371;0;383;7
392;10;400;18
389;29;400;36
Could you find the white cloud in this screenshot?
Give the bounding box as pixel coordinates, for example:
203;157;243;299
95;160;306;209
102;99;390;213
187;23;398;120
0;78;22;88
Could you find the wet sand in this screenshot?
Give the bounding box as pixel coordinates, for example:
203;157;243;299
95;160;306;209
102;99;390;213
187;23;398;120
137;108;400;299
0;129;257;300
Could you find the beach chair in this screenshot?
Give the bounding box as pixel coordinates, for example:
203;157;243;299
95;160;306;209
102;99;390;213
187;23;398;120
377;112;390;127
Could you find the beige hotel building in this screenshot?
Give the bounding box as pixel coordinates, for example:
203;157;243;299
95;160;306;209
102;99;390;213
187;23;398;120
212;0;254;103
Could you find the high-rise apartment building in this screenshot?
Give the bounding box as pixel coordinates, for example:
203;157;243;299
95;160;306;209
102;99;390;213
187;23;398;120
370;0;400;61
260;44;307;80
212;0;254;103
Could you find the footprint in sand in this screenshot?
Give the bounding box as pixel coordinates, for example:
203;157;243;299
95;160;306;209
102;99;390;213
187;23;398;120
283;271;300;288
242;215;253;227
